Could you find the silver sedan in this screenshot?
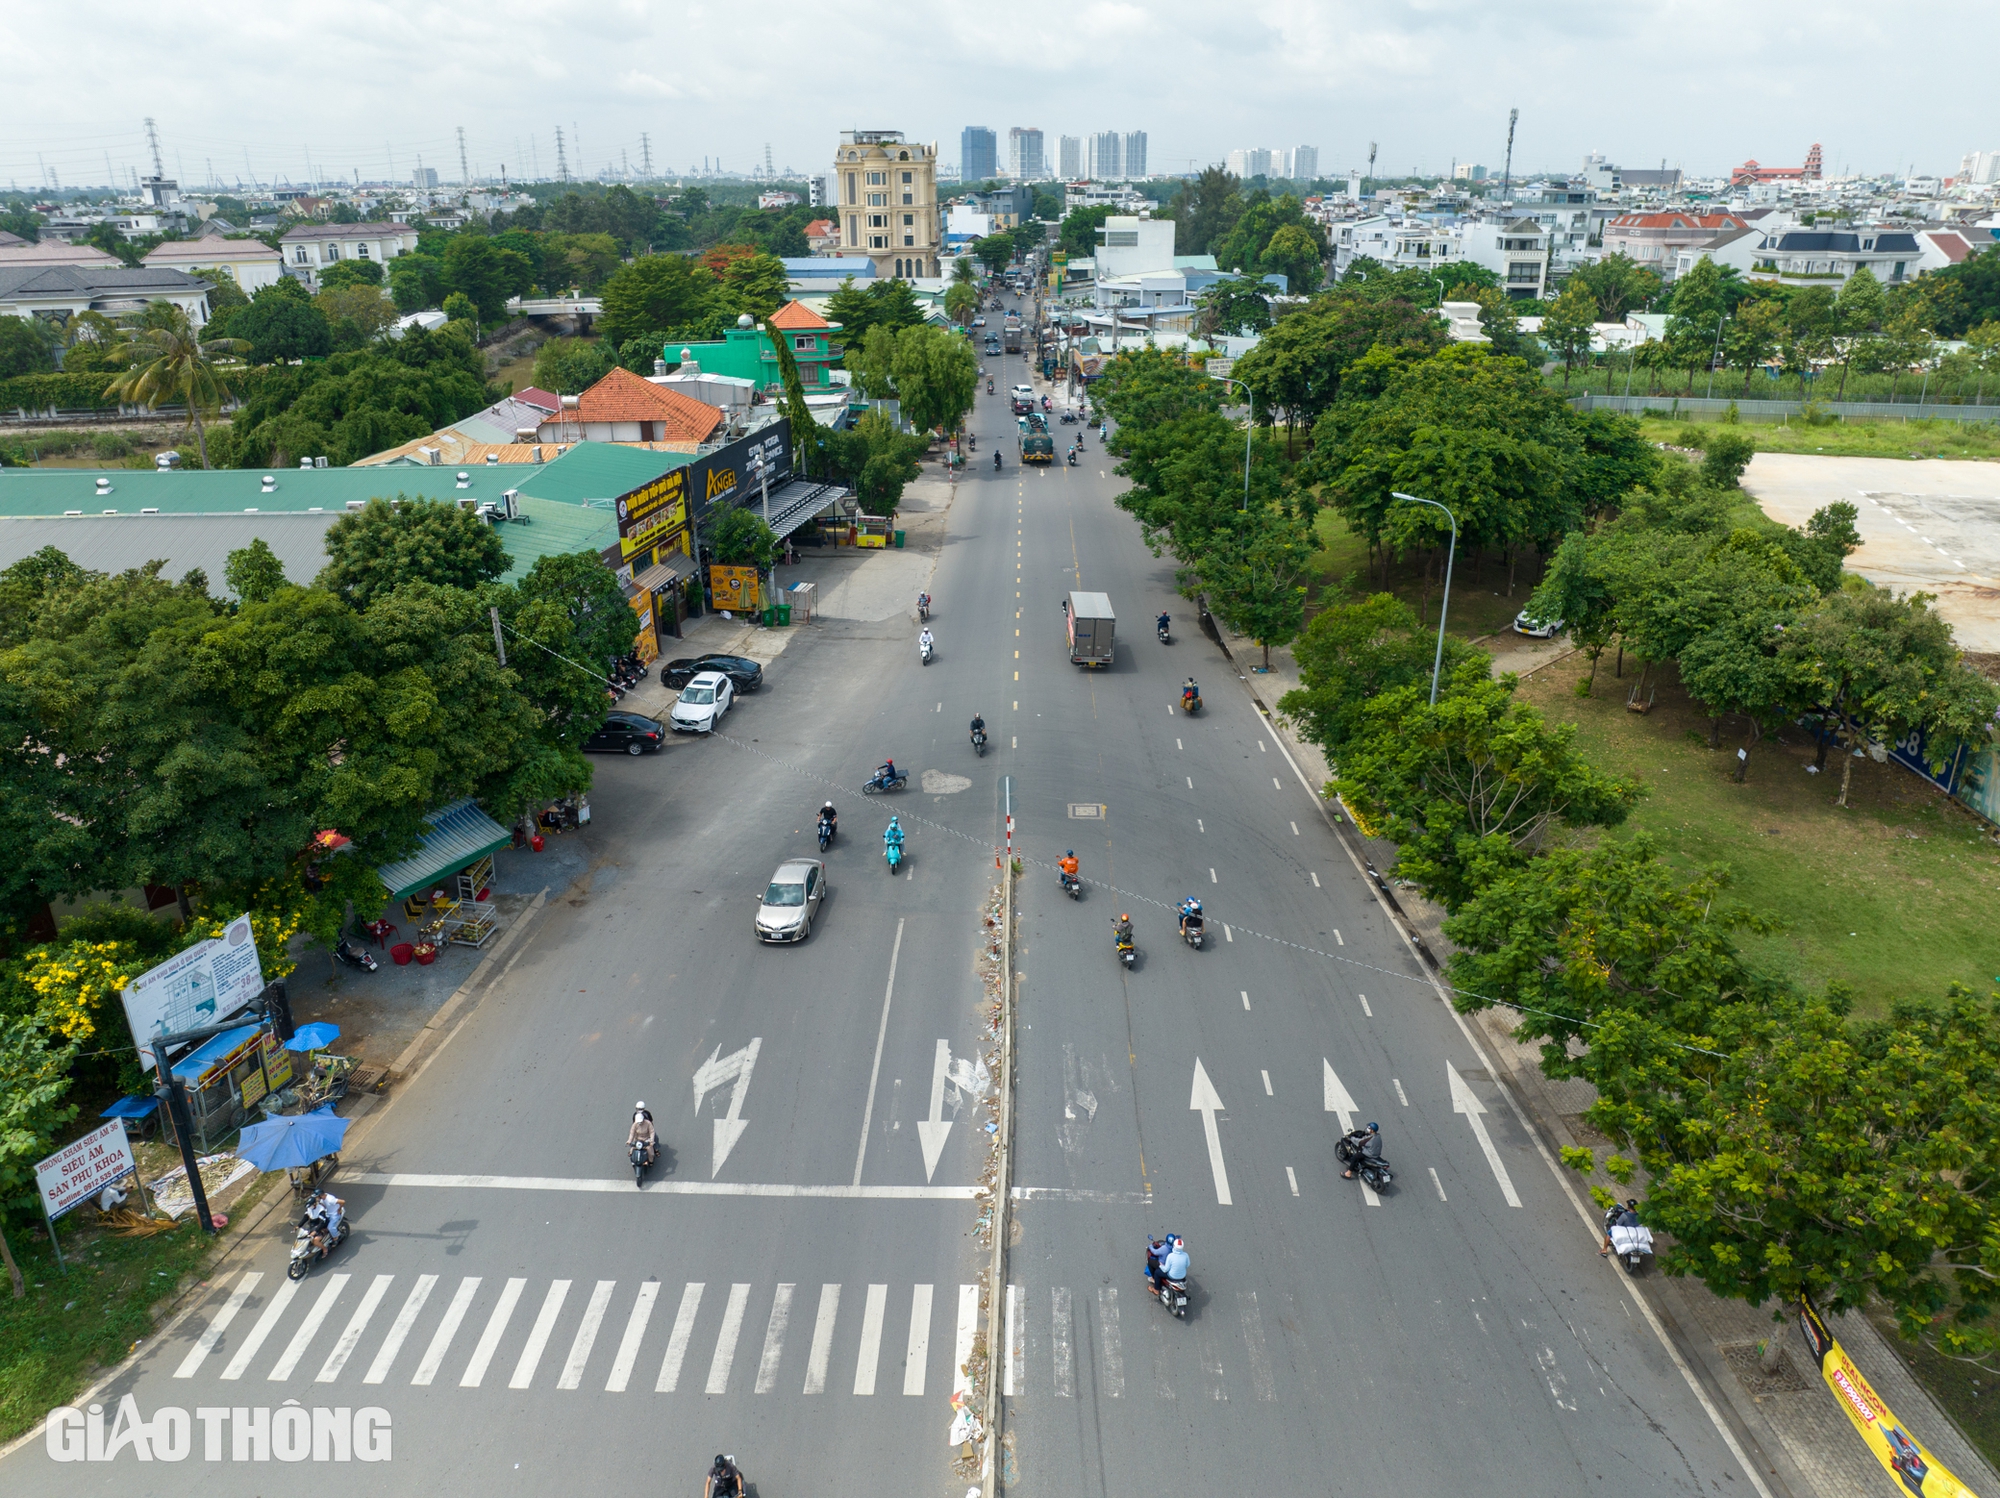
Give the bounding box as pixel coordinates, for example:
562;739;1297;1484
754;859;827;943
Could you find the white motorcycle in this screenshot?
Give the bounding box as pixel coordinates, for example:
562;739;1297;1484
1610;1217;1654;1276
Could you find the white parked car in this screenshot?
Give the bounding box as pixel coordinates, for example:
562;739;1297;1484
1512;610;1565;639
670;671;734;733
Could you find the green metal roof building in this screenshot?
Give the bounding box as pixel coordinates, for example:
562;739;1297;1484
0;443;683;593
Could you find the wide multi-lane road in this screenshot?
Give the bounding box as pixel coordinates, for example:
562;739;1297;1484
7;308;1765;1497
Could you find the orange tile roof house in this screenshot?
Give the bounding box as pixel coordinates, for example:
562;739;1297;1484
1601;212;1751;280
535;367;724;445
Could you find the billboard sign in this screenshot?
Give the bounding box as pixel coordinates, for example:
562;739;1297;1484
120;914;265;1073
35;1119;136;1220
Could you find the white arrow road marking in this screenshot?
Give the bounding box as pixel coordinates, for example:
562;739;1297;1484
1190;1058;1232;1205
1322;1059;1378;1205
917;1040;953;1182
694;1037;763;1178
1449;1063;1522;1207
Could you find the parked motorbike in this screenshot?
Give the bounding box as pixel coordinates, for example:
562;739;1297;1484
817;813;835;852
1335;1135;1395;1191
862;770;908;795
334;936;378;973
971;728;988;758
287;1212;349;1281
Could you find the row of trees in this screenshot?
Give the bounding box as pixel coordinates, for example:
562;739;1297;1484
0;504;635;1234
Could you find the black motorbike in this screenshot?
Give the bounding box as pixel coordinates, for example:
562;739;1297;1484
1059;869;1082;900
993;451;1002;471
862;770;909;795
1181;914;1205;950
1157;619;1171;644
1335;1135;1394;1191
287;1211;349;1281
817;814;835;852
631;1139;654;1188
971;728;987;758
334;936;377;972
1114;926;1135;969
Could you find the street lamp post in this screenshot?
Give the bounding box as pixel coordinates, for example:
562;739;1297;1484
1392;491;1458;704
1209;373;1254;509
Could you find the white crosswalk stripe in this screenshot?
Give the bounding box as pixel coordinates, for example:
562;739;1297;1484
164;1272;1293;1403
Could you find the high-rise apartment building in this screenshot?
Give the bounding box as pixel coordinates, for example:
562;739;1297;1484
961;127;997;184
1008;128;1046;181
1059;136;1083;179
834;130;940;280
1088;132;1123;181
1287;145;1317;181
1226;148;1280;180
1123;132;1147;179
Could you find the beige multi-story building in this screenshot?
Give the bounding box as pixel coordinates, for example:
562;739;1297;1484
834;130;940;280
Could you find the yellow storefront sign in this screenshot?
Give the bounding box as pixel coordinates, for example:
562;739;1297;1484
620;494;687;561
710;565;760;613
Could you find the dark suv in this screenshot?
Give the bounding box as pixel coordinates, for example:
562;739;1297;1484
584;712;665;755
662;654;764;692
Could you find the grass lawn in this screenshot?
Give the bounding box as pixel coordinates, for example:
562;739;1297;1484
1309;509;1539;641
1636;415;2000;462
0;1148;280;1442
1513;650;2000;1015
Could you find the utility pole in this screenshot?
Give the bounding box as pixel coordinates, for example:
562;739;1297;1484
1501;107;1519;204
554;127;569;184
457;125;470;186
640;132;652;177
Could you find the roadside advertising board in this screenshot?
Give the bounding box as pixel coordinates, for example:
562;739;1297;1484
35;1119;136;1220
120;913;265;1073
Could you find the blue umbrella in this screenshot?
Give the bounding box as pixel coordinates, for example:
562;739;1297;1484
283;1022;341;1053
236;1105;350;1172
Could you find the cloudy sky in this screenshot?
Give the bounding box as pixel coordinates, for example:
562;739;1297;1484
5;0;1995;193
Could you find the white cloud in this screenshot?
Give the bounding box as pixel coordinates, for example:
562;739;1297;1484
1;0;1994;190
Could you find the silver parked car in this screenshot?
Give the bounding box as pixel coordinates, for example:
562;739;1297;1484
755;859;827;943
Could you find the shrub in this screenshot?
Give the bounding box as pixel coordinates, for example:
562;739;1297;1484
1699;429;1756;487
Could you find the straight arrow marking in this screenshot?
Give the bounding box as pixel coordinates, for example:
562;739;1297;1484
1449;1063;1522;1208
1190;1058;1232;1205
1323;1060;1377;1206
694;1038;763;1178
916;1040;952;1182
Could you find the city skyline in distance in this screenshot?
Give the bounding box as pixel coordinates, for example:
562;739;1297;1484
4;0;1995;190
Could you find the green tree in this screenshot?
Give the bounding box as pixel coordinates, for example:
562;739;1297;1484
0;316;58;379
1906;245;2000;338
318;259;385;290
318;284;398;348
1566;253;1661;320
232;281;333;365
1672;533;1820;770
0;1016;78;1291
890;323;979;436
1722;295;1786;392
825;409;925;516
106;305;250;468
598;253;721;347
1235;289;1448;438
823;277;876;343
1259;223;1324;294
224;537;288;604
944;281;978;325
1662;257;1730;393
1202;503;1314;667
1525;532;1617;689
441;236;530;324
1833;265;1887;397
1059;205;1115;259
1169;167;1246;258
1279;593;1489;756
532;336;617;395
318;496;509;608
1335;661;1641;911
973;234;1016;274
441;291;478;328
388;253;446;312
951;256;979;287
1540;280;1598;387
542;232;623;293
1195;276;1273;337
718;252;789;320
706;507;780;569
1699;429;1756;487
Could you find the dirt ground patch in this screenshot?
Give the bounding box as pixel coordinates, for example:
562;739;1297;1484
1514;648;2000;1014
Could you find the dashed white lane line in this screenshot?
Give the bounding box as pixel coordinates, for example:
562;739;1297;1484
1358;993;1373;1016
1187;776;1194;788
1310;872;1320;887
1209;867;1217;882
1334;930;1343;945
1258;741;1266;752
1241;990;1250;1011
1394;1078;1409;1106
1177;738;1183;750
1197;818;1205;832
1273;777;1282;789
1261;1070;1273;1096
1291;822;1299;836
1286;1167;1300;1197
1224;924;1233;942
1429;1168;1448;1202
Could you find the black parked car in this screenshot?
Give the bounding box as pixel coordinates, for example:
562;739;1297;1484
661;654;764;692
585;712;666;755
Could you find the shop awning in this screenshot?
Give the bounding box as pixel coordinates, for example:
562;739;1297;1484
634;550;697;593
759;480;849;541
377;798;513;903
170;1023;262;1085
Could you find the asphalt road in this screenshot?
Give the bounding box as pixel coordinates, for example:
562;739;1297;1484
7;303;1766;1497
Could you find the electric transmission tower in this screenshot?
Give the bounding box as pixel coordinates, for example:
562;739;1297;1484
1501;108;1518;203
458;125;470;186
764;142;775;179
144;117;165;178
640;133;652;176
554;127;569;183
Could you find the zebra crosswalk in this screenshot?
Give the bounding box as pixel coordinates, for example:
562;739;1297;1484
168;1269;1287;1403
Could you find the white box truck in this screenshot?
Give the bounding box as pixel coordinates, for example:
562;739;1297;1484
1066;591;1115;668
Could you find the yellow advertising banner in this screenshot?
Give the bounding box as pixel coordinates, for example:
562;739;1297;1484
709;565;760;613
620;495;687;561
628;589;659;663
1797;1294;1979;1497
260;1029;293;1093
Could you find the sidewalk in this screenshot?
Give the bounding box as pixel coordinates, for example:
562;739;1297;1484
1205;613;2000;1498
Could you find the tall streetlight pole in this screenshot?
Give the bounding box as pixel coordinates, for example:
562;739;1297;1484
1209;373;1254;509
1392;491;1458;704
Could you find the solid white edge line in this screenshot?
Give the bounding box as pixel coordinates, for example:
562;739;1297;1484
344;1172;980;1199
1258;712;1778;1498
